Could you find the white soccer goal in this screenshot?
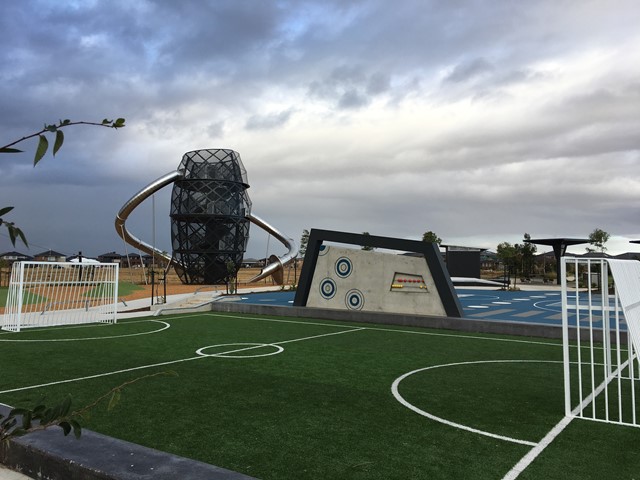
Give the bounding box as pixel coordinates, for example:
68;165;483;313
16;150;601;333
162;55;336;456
562;257;640;427
2;261;119;332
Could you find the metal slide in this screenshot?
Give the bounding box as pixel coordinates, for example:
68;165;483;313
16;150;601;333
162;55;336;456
115;169;297;283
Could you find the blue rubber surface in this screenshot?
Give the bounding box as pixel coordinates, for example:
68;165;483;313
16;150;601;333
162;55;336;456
231;288;620;328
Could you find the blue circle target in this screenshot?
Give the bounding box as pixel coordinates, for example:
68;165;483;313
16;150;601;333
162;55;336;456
320;278;337;299
345;289;364;310
335;257;353;278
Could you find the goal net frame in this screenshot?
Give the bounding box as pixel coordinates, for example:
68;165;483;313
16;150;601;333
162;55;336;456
2;261;119;332
562;257;640;427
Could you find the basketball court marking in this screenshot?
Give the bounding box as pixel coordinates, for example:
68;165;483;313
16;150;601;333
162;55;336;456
391;359;562;447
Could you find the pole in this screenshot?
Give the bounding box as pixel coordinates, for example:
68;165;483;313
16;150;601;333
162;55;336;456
78;251;83;282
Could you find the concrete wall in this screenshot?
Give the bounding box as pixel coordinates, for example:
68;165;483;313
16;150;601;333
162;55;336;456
305;246;448;316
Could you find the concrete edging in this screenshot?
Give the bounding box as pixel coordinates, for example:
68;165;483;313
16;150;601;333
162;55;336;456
0;406;257;480
204;299;619;343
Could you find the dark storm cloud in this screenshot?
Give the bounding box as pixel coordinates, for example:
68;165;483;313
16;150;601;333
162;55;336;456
1;0;640;258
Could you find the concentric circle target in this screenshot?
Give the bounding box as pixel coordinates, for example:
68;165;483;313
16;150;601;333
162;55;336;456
320;278;337;299
335;257;353;278
345;289;364;310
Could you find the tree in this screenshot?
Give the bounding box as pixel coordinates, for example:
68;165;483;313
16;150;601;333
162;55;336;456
496;241;523;289
299;229;310;257
587;228;610;253
422;231;442;245
361;232;375;251
1;118;126;246
520;233;537;278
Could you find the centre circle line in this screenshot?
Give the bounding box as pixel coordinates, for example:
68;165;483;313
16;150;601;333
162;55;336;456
196;343;284;358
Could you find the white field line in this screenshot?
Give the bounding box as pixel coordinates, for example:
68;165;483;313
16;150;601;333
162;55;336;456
0;326;365;396
501;358;631;480
0;320;170;342
205;313;566;348
391;360;556;447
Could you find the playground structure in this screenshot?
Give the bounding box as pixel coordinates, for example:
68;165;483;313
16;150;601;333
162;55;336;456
115;149;296;285
295;229;463;318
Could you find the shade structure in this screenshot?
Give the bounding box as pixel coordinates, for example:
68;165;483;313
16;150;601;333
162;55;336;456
170;149;252;284
524;237;589;285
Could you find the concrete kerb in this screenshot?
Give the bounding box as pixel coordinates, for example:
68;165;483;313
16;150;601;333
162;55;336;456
203;295;618;344
0;404;257;480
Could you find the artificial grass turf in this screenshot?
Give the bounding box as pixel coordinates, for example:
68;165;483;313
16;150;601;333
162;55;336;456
1;312;639;479
0;286;47;308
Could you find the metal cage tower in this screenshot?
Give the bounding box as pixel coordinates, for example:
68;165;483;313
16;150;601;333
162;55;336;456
170;149;252;284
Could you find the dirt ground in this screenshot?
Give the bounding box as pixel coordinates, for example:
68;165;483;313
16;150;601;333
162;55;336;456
0;265;300;313
114;265;300;302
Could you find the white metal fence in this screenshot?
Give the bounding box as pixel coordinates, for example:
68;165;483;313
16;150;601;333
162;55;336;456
562;257;640;427
1;261;119;332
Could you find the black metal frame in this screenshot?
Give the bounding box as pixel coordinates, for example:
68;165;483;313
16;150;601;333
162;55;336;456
170;149;252;284
293;229;463;317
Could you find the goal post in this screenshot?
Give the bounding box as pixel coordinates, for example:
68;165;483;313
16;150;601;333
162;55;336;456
562;257;640;427
1;261;119;332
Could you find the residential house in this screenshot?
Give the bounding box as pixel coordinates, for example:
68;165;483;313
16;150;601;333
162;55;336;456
0;251;33;265
33;250;66;263
98;252;123;264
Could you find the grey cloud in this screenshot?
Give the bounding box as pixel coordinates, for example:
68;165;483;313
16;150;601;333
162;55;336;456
245;110;294;130
2;0;640;259
444;58;494;83
308;65;390;109
338;90;369;109
207;121;225;138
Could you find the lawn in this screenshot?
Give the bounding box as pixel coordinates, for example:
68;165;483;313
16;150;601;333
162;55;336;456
1;312;639;479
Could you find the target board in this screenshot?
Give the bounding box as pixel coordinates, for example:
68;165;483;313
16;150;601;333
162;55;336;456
295;230;462;317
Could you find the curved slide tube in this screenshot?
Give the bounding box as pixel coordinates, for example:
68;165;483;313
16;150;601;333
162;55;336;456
115;170;297;283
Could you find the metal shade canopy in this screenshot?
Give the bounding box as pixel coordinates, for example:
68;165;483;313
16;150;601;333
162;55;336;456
115;149;296;284
524;237;589;285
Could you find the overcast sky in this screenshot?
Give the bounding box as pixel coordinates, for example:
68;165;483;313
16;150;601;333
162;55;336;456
1;0;639;260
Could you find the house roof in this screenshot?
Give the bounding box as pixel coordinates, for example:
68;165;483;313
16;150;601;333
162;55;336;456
0;251;33;259
614;252;640;260
34;250;66;257
99;252;123;258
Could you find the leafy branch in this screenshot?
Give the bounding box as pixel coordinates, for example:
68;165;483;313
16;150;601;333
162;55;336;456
0;117;125;247
0;206;27;247
1;118;126;166
0;370;175;442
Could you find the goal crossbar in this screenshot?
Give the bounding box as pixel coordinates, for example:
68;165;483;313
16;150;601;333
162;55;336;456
1;261;119;332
